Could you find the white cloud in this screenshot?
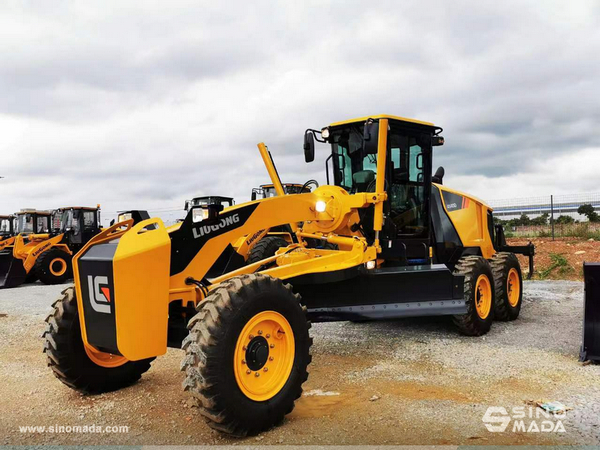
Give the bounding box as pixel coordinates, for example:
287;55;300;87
0;0;599;225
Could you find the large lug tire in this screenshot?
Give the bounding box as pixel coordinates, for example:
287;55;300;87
181;274;312;436
490;252;523;321
35;248;72;285
452;256;495;336
43;286;154;394
246;236;289;266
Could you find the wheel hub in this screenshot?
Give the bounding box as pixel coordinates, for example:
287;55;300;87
474;274;492;320
246;336;269;371
233;310;295;401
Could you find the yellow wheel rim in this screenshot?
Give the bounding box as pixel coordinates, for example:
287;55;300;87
475;274;492;320
49;258;67;277
84;343;128;368
234;311;295;401
507;268;520;307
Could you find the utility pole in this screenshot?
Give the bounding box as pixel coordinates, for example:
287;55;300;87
550;195;555;241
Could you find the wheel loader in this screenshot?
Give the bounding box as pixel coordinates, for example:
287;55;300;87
0;207;161;288
0;207;102;288
44;114;534;436
0;208;52;253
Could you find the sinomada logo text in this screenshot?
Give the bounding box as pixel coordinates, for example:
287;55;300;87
482;406;567;433
193;214;240;239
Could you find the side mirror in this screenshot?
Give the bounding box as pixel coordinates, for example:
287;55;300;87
432;136;444;146
363;121;372;141
184;200;190;211
304;132;315;163
110;219;115;226
251;191;257;201
361;121;379;155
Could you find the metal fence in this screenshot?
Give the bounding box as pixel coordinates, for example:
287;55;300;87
488;192;600;239
488;192;600;220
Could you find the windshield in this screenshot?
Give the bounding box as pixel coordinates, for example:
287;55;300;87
331;124;379;193
0;218;10;234
330;122;431;237
17;214;35;234
59;210;73;232
262;187;277;198
259;185;307;198
191;197;233;207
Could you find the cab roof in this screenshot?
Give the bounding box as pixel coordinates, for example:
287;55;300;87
329;114;435;128
18;209;52;215
260;183;304;188
0;214;13;219
192;196;234;201
56;206;99;211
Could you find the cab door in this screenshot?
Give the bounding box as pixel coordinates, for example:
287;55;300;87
381;128;432;264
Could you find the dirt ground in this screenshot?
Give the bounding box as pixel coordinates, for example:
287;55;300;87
508;237;599;281
1;281;599;446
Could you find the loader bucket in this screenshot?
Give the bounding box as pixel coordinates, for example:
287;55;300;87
0;251;26;289
580;262;600;363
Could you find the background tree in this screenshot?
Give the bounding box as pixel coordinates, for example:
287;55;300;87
531;213;549;226
556;215;575;224
577;204;600;222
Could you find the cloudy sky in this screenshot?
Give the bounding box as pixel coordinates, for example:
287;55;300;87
1;0;599;224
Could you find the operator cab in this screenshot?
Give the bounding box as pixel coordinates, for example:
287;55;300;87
306;115;444;265
251;182;317;200
185;196;235;223
15;209;52;235
0;215;15;238
54;206;101;249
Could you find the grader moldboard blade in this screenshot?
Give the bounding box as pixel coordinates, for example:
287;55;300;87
0;250;27;288
581;262;600;363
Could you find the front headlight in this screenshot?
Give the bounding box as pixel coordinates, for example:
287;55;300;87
321;127;330;140
315;200;327;213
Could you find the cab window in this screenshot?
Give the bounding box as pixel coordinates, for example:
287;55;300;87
36;216;49;233
83;211;96;230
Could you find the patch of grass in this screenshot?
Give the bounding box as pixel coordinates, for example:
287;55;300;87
538;253;571;280
570;224;600;240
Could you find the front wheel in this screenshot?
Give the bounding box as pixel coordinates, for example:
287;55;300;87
452;256;495;336
35;248;72;285
181;274;312;436
43;287;153;393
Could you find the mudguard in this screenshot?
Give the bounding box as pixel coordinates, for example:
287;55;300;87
0;236;15;251
75;218;171;361
581;262;600;363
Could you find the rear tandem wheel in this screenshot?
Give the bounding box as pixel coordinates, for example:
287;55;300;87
452;256;495;336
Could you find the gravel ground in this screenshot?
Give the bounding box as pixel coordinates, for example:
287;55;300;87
0;280;599;445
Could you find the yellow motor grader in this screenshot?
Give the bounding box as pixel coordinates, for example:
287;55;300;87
44;114;534;436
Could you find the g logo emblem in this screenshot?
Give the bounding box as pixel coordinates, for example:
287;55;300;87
87;275;111;314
